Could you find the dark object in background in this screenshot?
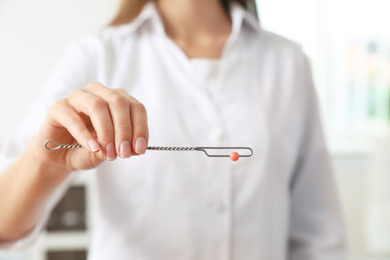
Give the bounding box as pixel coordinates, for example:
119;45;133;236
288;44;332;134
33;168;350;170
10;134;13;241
47;250;87;260
47;186;86;232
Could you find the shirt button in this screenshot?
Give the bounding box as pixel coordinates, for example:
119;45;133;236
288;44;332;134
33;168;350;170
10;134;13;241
207;199;226;213
215;200;225;213
209;126;224;142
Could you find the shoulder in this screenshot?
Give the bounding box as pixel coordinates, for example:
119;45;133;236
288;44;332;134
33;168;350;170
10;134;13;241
254;29;310;76
64;33;103;59
67;22;145;57
261;30;302;52
257;30;307;62
68;21;138;48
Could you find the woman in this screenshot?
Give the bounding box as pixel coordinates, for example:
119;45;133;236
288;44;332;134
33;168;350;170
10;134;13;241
0;0;345;259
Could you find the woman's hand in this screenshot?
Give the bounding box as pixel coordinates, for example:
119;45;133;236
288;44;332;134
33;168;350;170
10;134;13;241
33;82;149;172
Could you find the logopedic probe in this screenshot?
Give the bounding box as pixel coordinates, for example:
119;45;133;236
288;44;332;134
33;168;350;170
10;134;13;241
44;140;253;161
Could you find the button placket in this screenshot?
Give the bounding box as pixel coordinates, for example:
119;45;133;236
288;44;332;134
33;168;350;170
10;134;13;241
201;161;231;260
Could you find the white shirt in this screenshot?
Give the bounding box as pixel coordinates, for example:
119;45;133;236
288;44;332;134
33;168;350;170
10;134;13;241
0;2;345;259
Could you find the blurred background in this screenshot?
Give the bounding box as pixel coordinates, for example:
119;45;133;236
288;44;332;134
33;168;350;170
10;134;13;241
0;0;390;259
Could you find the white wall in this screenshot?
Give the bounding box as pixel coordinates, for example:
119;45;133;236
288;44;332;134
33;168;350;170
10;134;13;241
0;0;119;144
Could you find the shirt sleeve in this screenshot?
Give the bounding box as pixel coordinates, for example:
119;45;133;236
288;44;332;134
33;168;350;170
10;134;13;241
288;55;346;260
0;35;99;250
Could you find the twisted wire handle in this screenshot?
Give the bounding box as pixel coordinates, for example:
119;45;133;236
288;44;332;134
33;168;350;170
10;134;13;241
44;140;83;151
147;146;195;151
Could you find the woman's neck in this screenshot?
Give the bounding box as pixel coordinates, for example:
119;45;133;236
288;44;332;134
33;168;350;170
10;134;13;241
156;0;232;58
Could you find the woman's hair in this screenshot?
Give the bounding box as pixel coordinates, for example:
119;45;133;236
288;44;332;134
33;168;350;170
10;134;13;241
109;0;251;26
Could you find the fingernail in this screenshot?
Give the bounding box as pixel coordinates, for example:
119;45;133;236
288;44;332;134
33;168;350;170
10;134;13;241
88;139;101;152
106;143;116;161
120;141;131;158
135;137;147;155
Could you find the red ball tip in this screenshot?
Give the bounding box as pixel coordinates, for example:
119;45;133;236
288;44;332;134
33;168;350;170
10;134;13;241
230;151;239;161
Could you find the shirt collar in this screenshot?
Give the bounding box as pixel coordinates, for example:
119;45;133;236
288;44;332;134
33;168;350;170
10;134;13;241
230;2;262;34
116;1;262;37
115;2;164;36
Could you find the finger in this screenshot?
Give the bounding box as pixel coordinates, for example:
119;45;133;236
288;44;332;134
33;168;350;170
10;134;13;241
86;84;134;158
116;89;149;155
49;99;101;153
67;89;116;161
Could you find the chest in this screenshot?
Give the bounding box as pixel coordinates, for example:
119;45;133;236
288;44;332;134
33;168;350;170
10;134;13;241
96;35;305;184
